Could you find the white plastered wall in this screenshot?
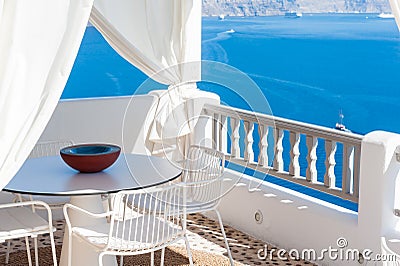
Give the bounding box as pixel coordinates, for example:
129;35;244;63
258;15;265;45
38;95;157;154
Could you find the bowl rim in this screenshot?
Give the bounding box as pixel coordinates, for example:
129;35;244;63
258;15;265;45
60;143;121;156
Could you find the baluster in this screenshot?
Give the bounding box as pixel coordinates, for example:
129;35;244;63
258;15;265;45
219;115;227;153
353;145;361;197
289;131;300;177
342;144;354;194
324;140;337;188
306;135;318;182
230;118;240;158
258;125;269;166
244;121;254;162
273;128;284;172
212;113;219;149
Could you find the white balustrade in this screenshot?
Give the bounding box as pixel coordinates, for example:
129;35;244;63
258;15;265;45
274;128;284;172
306;135;318;182
230;118;240;158
219;115;228;153
289;131;300;177
324;140;337;188
212;113;219;149
244;121;254;162
342;143;354;194
203;104;363;203
353;145;361;197
258;125;269;166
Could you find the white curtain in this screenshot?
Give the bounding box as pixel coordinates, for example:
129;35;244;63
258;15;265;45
0;0;93;189
90;0;202;158
390;0;400;30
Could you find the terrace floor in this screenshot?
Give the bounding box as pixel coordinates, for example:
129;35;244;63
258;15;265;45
0;213;314;266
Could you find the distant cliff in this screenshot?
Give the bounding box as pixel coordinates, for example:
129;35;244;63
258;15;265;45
202;0;392;16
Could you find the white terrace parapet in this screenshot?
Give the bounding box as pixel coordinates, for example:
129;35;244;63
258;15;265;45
203;103;364;203
198;103;400;265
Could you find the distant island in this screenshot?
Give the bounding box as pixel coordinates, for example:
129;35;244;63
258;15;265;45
202;0;392;16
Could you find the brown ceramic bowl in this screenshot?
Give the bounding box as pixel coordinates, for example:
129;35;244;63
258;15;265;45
60;144;121;173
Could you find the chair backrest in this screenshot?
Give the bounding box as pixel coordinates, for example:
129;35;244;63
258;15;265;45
107;185;185;252
29;140;73;158
181;145;225;209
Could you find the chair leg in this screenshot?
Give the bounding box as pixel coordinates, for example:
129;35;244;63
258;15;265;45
215;210;234;266
160;248;165;266
48;228;58;266
99;253;104;266
150;251;154;266
25;237;33;266
33;237;39;266
67;230;73;266
184;235;194;266
5;240;11;264
119;255;123;266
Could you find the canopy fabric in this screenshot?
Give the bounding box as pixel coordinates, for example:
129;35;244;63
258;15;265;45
90;0;201;85
90;0;203;158
390;0;400;30
0;0;93;190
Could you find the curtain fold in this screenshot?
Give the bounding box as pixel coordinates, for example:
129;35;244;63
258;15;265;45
90;0;201;85
0;0;93;189
390;0;400;30
90;0;202;158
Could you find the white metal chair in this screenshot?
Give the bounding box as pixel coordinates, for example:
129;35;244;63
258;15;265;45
0;200;57;266
9;140;72;264
63;184;193;266
15;140;74;209
182;145;234;265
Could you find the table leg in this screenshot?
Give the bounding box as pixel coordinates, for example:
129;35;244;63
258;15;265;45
59;195;117;266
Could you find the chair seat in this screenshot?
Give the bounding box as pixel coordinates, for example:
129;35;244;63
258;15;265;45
129;192;218;214
72;215;183;251
0;207;52;240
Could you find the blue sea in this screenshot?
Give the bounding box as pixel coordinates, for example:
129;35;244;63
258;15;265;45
62;14;400;210
64;14;400;135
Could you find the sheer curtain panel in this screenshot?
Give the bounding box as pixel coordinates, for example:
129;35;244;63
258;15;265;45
0;0;93;189
90;0;203;158
390;0;400;30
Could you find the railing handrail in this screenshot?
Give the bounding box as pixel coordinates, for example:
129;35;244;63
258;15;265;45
204;104;363;145
203;103;364;204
